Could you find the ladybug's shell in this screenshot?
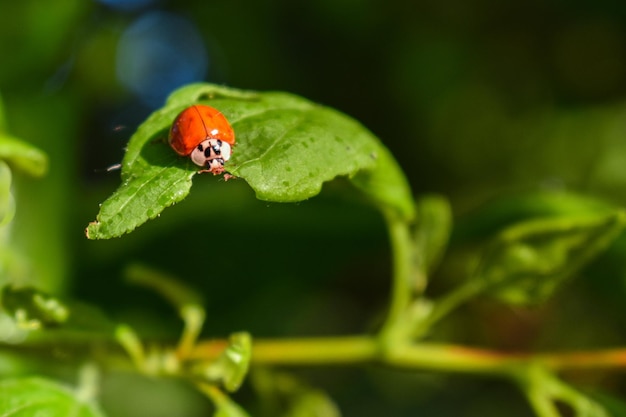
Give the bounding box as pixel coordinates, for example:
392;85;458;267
168;105;235;156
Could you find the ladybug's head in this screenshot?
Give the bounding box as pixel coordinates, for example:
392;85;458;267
190;138;232;175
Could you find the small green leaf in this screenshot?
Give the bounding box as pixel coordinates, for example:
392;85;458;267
475;210;626;305
191;332;252;392
252;369;341;417
1;284;114;335
0;377;106;417
86;83;413;239
1;285;69;329
414;194;452;274
0;134;48;177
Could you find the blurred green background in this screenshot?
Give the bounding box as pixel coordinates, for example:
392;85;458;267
3;0;626;415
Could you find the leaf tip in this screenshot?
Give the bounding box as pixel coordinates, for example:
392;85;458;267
85;221;99;240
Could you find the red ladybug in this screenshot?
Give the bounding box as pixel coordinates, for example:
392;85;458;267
168;105;235;175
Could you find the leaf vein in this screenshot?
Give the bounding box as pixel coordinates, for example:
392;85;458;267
235;113;309;172
114;165;174;215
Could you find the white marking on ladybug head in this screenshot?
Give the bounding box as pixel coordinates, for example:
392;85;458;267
218;141;232;161
190;141;209;166
190;139;232;173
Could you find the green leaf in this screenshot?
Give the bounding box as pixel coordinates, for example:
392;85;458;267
191;332;252;392
1;284;69;329
0;134;48;177
475;210;626;305
413;194;452;274
86;83;413;239
252;369;341;417
0;377;106;417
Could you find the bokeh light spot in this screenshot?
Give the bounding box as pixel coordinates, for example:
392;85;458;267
116;11;208;107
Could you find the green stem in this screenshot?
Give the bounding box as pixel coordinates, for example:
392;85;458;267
191;337;626;375
75;363;100;403
525;391;562;417
177;304;205;358
513;365;610;417
379;212;414;344
195;382;250;416
383;342;524;375
115;324;146;371
376;209;480;344
190;336;378;365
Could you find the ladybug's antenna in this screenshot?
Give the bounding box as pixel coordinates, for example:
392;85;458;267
93;162;122;173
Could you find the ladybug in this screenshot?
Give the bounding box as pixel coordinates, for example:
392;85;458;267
168;105;235;175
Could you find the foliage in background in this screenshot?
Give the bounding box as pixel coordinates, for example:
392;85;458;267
3;83;626;417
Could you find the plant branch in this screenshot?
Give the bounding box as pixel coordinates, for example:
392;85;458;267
6;335;626;379
189;336;378;365
189;337;626;375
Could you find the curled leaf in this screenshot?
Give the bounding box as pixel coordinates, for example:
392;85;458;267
1;285;69;329
475;210;626;305
191;332;252;392
86;83;413;239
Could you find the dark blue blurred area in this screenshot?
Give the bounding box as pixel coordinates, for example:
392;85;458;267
116;11;208;107
97;0;158;12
